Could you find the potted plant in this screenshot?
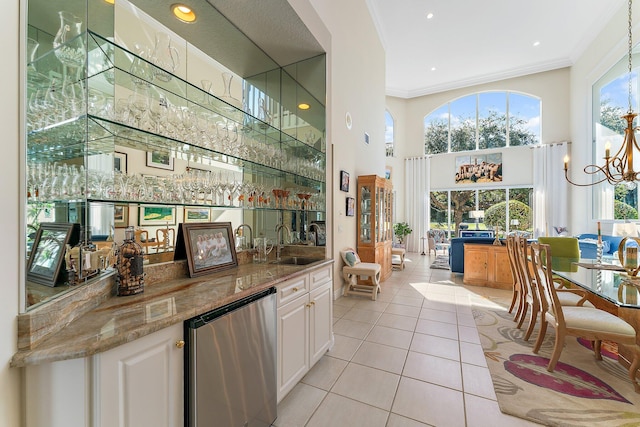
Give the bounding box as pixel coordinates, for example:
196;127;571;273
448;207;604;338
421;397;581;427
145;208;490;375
393;222;413;247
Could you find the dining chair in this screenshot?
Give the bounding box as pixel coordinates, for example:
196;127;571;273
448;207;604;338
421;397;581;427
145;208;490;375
506;236;524;320
537;237;580;259
531;242;640;392
512;236;540;340
155;227;175;253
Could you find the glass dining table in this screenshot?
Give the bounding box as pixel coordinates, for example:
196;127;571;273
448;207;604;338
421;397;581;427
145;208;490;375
551;257;640;309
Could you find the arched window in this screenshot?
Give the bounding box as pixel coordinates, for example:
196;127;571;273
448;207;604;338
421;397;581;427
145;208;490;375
385;109;394;157
424;91;541;155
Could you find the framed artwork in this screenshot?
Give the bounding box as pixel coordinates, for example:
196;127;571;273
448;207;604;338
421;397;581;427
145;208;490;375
340;170;350;192
114;151;128;173
184;206;211;223
455;152;502;184
27;223;78;287
182;222;238;277
385;165;392;180
139;205;176;226
346;197;355;217
146;151;174;171
114;204;129;228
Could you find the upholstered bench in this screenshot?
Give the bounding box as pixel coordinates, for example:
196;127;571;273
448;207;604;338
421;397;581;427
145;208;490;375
391;247;405;270
340;248;382;300
343;263;381;300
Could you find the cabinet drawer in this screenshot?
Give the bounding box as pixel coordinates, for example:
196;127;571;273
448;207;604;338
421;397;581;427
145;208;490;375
277;275;309;307
309;265;332;290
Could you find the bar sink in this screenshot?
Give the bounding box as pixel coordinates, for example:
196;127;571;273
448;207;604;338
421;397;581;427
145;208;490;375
271;257;322;265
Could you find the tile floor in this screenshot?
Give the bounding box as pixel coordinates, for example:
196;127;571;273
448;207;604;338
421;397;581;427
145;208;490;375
274;252;543;427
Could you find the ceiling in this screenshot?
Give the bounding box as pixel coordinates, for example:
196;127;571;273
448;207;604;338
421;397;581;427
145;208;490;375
367;0;627;98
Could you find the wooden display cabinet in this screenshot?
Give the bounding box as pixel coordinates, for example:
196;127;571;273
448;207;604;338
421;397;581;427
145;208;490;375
463;243;513;289
357;175;393;282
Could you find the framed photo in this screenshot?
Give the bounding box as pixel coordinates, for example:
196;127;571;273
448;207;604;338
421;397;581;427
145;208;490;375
27;223;78;287
114;151;128;173
182;222;238;277
184;206;211;223
139;205;176;226
340;170;350;192
146;151;174;171
455;152;502;184
114;204;129;228
346;197;355;216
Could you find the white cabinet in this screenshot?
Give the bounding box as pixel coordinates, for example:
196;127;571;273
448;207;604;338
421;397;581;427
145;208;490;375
93;323;184;427
277;264;333;402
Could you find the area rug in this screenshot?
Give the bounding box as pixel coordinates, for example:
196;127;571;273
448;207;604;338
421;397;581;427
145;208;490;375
472;297;640;426
430;254;450;270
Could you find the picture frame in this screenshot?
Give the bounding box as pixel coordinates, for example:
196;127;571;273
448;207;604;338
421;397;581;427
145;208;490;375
139;205;176;226
181;222;238;277
340;170;350;192
27;223;78;287
346;197;355;216
146;151;174;171
114;204;129;228
114;151;128;173
183;206;211;223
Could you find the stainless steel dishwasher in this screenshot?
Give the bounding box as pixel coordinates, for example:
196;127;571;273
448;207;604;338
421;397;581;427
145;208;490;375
185;287;277;427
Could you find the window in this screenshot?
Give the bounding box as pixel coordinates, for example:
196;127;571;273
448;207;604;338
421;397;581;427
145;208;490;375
430;188;533;237
424;91;541;155
385;110;394;157
592;46;640;219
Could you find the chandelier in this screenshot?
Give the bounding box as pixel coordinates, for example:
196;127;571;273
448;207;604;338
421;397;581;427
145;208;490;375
565;0;640;188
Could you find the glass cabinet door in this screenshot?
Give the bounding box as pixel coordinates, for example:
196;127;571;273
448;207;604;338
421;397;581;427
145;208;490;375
359;185;371;243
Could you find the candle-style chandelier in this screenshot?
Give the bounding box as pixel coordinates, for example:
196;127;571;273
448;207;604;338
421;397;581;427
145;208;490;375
565;0;640;189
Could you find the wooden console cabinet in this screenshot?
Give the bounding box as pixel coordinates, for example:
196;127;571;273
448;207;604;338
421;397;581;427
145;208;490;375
463;243;513;289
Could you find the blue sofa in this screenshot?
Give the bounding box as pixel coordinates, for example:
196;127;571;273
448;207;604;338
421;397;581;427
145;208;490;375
576;234;623;259
449;237;499;273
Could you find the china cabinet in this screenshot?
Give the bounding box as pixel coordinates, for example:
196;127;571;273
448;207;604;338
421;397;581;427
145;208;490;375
24;0;327;310
356;175;393;282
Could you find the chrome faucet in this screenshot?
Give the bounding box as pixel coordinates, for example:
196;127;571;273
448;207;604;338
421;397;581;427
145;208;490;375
235;223;253;249
275;223;291;260
308;223;321;246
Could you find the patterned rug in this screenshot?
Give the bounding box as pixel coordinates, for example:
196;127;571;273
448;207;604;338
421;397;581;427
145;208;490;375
472;297;640;426
430;254;450;270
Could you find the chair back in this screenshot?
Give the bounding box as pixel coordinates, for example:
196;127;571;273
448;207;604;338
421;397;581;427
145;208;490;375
514;236;534;302
506;236;520;289
537;237;579;259
530;242;563;325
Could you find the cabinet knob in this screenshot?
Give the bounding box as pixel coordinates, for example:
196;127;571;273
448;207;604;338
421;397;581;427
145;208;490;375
175;340;185;349
305;303;312;308
292;287;299;292
310;301;316;306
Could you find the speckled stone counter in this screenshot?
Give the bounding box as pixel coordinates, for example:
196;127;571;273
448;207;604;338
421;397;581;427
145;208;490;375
11;258;332;367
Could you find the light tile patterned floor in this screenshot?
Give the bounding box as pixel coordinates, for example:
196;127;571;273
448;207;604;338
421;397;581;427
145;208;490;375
274;253;543;427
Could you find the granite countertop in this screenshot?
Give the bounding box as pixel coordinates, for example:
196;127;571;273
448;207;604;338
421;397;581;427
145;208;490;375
11;259;333;367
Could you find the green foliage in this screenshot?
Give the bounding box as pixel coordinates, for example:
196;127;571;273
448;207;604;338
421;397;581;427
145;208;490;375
484;200;532;230
600;98;626;135
393;222;413;243
614;200;638;219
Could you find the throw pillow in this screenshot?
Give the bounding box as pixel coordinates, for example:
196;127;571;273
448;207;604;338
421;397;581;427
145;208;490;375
345;252;357;266
340;248;361;266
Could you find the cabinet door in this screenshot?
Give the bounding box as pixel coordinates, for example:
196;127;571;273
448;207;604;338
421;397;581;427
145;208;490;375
94;323;184;427
464;248;489;281
492;249;514;286
309;282;332;366
277;293;310;402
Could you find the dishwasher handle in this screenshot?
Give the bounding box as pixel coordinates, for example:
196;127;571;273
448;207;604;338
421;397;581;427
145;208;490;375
187;286;276;329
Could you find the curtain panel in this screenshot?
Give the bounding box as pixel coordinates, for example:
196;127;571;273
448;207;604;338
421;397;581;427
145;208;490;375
533;143;569;238
404;156;430;252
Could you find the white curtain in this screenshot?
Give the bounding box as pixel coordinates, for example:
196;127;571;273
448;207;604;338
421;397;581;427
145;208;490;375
404;156;430;252
533;143;569;238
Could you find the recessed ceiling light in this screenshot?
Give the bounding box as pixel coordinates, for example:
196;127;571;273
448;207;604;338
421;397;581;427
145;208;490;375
533;41;541;47
298;103;310;110
426;12;434;19
172;4;196;23
431;67;436;71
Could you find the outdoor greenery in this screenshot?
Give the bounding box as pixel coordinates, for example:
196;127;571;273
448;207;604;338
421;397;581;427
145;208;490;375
485;200;532;231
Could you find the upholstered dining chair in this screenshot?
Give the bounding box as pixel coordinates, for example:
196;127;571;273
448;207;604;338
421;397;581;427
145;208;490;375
520;241;594;343
537;236;579;258
531;242;640;393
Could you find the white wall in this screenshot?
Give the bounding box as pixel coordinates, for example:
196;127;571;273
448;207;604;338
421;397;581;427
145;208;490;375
303;0;386;292
389;68;571;225
1;0;22;424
